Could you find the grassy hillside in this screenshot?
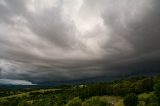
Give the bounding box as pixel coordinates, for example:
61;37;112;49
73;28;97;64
0;75;160;106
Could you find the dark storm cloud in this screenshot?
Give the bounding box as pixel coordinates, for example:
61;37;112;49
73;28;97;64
0;0;160;84
100;0;160;74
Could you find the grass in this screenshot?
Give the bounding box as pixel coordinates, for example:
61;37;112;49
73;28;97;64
114;99;124;106
0;88;60;100
104;96;122;105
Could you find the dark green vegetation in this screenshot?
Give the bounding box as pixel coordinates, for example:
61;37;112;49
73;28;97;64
0;75;160;106
123;93;138;106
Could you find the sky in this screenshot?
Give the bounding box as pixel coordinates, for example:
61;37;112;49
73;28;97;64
0;0;160;85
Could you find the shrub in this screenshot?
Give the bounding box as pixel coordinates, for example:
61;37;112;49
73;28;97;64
66;97;82;106
123;93;138;106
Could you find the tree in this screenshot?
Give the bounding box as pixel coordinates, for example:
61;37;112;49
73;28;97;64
123;93;138;106
154;83;160;105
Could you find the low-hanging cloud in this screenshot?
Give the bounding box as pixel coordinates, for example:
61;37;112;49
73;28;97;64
0;0;160;83
0;79;35;85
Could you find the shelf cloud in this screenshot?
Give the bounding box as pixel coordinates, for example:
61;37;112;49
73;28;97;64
0;79;35;85
0;0;160;83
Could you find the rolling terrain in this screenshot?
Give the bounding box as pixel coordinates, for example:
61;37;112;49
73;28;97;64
0;75;159;106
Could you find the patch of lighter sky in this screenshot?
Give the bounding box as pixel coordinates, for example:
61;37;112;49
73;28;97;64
26;0;60;13
61;0;110;56
0;0;7;7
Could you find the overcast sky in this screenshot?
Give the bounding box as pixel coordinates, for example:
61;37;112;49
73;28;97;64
0;0;160;85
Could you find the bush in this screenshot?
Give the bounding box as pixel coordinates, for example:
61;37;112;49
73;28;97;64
83;96;109;106
66;97;82;106
123;93;138;106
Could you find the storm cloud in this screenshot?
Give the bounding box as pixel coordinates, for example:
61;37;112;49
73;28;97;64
0;0;160;84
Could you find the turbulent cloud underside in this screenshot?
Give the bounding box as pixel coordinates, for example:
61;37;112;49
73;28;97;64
0;0;160;84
